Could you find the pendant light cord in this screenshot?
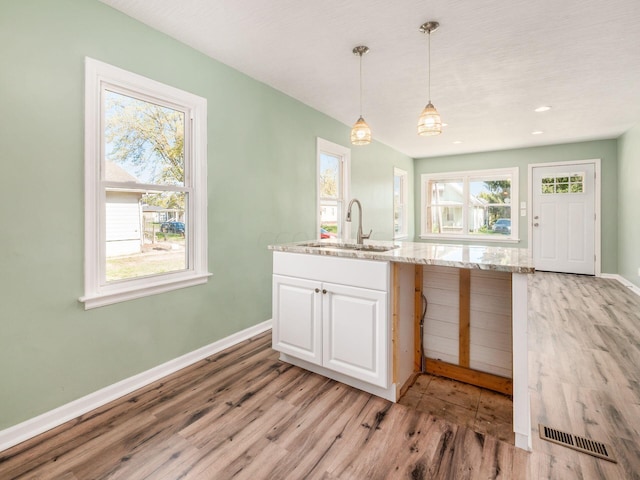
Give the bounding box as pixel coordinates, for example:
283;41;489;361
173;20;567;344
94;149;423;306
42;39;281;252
359;53;363;117
427;30;432;103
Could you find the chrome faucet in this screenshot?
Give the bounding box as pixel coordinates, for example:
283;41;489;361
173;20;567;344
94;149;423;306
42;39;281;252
346;198;372;245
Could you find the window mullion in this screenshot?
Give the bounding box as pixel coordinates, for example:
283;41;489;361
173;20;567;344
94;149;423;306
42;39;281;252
102;181;190;193
462;176;469;234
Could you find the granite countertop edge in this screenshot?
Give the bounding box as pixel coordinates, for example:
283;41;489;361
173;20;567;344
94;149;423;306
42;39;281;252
268;240;535;274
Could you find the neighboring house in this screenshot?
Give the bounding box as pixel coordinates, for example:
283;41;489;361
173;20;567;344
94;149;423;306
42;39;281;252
104;161;143;257
142;204;184;224
429;182;487;234
320;204;338;226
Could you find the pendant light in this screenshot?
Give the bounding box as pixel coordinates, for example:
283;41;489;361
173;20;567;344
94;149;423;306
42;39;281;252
350;45;372;145
417;21;442;136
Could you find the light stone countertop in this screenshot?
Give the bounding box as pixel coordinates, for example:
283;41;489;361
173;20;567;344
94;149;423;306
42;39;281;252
268;239;535;273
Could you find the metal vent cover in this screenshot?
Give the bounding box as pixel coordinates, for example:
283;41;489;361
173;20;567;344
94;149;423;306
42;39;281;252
538;424;617;463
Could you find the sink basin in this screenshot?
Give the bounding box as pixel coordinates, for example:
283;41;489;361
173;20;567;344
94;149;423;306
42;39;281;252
300;242;399;252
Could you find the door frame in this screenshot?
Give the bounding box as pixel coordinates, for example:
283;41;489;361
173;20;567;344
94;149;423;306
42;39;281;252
527;158;601;276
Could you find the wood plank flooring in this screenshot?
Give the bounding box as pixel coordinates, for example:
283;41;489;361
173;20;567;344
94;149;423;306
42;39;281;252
527;272;640;479
399;374;514;444
1;272;639;479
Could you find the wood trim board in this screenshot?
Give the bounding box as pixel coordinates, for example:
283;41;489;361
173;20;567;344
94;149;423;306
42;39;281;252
425;358;513;395
459;269;471;368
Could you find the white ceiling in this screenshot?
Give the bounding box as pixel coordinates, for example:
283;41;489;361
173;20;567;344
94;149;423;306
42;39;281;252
100;0;640;158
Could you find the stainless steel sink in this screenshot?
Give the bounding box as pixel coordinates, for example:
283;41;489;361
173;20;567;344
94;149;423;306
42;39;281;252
299;242;399;252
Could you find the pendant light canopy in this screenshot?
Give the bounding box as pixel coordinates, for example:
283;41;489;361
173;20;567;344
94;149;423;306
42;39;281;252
417;21;442;136
351;45;372;145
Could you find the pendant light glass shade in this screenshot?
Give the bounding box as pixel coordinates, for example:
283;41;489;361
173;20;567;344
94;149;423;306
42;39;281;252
417;102;442;136
351;45;371;145
418;21;442;136
351;116;372;145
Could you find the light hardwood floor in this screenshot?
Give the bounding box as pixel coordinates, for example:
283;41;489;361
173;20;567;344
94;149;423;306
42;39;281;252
1;272;639;479
399;374;515;444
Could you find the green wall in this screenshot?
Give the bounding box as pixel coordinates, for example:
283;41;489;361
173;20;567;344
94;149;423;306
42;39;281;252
352;149;414;241
414;140;619;273
618;124;640;287
0;1;411;430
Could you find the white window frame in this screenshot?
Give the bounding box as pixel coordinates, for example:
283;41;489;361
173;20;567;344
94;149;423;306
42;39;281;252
393;167;409;239
80;58;210;309
420;167;519;242
317;138;351;240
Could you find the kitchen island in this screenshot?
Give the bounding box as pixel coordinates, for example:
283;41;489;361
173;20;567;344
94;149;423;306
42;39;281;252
268;239;534;450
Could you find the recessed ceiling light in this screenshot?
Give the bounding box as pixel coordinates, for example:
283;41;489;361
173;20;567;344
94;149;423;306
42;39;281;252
534;106;552;112
452;140;463;144
531;130;544;135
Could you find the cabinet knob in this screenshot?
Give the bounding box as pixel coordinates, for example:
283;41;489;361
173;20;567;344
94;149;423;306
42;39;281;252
315;288;320;293
322;289;327;294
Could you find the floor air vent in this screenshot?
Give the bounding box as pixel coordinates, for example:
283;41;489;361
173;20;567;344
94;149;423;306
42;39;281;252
538;424;617;463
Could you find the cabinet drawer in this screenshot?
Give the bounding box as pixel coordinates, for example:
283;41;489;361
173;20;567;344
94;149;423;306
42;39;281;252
273;252;389;291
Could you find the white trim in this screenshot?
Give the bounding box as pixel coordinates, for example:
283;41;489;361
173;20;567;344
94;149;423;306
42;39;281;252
601;274;640;297
79;272;212;309
82;57;209;309
512;272;532;451
0;320;272;453
528;159;601;276
393;167;409;240
317;138;351;241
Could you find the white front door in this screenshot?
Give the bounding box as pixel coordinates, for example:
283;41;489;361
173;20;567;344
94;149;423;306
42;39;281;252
531;163;596;275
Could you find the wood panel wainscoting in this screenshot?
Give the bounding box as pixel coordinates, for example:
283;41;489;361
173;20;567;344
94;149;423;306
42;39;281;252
1;272;639;479
420;265;514;395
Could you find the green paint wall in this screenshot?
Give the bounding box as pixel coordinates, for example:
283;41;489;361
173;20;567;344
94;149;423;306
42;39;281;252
618;124;640;288
0;1;411;430
414;140;619;273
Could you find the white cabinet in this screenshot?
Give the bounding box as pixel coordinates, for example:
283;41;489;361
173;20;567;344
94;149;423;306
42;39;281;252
272;252;389;390
272;275;322;365
322;282;387;387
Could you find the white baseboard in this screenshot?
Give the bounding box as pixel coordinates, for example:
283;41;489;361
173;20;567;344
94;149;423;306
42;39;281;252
0;320;273;453
600;274;640;297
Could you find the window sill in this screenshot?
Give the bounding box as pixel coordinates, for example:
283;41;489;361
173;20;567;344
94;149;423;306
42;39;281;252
419;234;520;244
80;272;212;310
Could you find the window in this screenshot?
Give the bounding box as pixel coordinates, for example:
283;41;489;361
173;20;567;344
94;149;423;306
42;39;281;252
317;138;350;240
541;173;584;194
81;58;209;309
393;167;408;239
421;167;518;241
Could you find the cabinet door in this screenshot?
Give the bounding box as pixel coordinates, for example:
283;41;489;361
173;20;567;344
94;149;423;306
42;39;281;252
322;283;388;388
272;275;322;365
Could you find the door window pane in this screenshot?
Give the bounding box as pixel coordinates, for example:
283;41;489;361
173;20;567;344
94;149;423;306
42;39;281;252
541;173;585;195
